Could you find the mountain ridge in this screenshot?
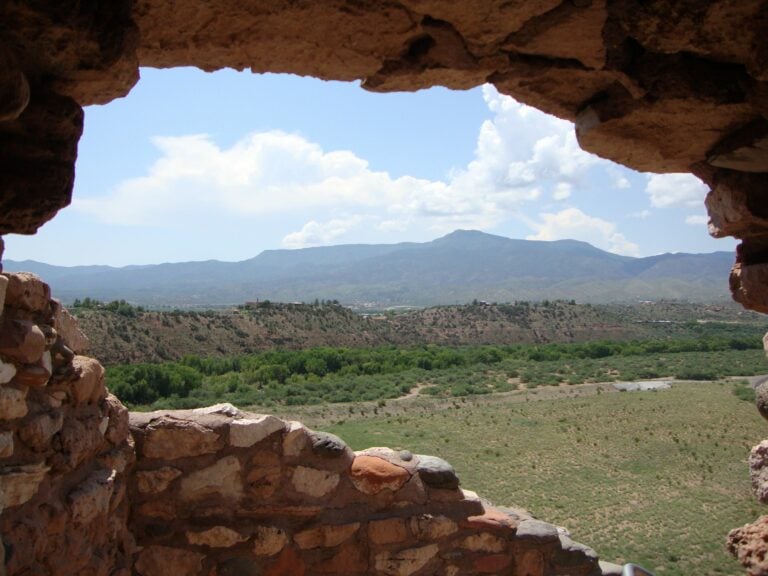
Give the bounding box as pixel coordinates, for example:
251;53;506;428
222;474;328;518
4;230;735;307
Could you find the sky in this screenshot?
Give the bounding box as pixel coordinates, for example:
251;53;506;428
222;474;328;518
6;67;735;267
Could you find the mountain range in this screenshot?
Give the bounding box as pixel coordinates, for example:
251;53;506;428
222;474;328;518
3;230;735;307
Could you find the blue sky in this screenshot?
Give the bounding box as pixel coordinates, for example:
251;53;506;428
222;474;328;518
6;67;735;266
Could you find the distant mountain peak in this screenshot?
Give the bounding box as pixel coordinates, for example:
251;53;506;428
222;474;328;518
3;231;732;307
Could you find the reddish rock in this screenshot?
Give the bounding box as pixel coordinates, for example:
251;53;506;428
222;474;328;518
53;304;89;354
294;523;360;550
68;468;116;525
464;507;519;532
136;466;182;494
368;518;408;545
728;516;768;576
135;545;204;576
265;546;305;576
253;525;289;556
70;355;106;405
14;352;52;387
0;384;28;419
750;440;768;503
0;462;49;508
0;319;46;364
18;409;63;451
315;541;369;574
139;416;223;459
350;454;410;495
2;272;50;312
474;554;512;573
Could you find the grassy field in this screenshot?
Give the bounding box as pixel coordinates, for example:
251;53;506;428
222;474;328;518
265;382;764;576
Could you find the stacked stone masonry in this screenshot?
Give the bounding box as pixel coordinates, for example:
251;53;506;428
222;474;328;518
0;272;135;575
0;271;606;575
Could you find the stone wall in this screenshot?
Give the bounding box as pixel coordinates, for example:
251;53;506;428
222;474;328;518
128;405;600;576
0;270;606;575
0;272;135;575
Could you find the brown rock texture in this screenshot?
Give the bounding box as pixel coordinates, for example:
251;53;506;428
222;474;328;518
0;273;135;576
729;516;768;576
127;404;602;576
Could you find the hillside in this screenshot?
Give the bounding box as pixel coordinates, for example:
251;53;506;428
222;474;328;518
4;230;735;307
72;300;766;365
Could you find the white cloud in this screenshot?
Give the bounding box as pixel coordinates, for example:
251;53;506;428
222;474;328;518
282;216;366;248
630;209;651;219
73;85;648;249
645;173;708;208
526;207;639;256
685;214;709;226
553;182;572;201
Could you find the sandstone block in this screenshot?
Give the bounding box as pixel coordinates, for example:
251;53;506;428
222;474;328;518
314;541;368;574
3;273;50;312
0;360;16;384
136;466;182;494
756;380;768;421
750;440;768;503
229;414;284;447
245;451;282;498
265;546;305;576
59;414;106;469
253;525;289;556
464;507;518;531
0;385;27;419
14;351;52;387
68;468;116;525
0;319;46;364
54;304;89;354
474;554;512;573
599;560;624;576
284;420;309;457
180;455;243;501
309;430;348;457
294;523;360;549
554;535;599;570
291;466;339;498
516;519;560;543
415;455;459;489
105;393;130;445
0;462;49;509
187;526;248;547
141;417;222;459
70;355;106;405
192;402;242;417
137;499;176;520
461;532;506;553
409;515;458;540
374;544;438;576
19;409;63;451
0;431;13;457
368;518;408;545
135;546;204;576
350;455;410;495
519;549;545;576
